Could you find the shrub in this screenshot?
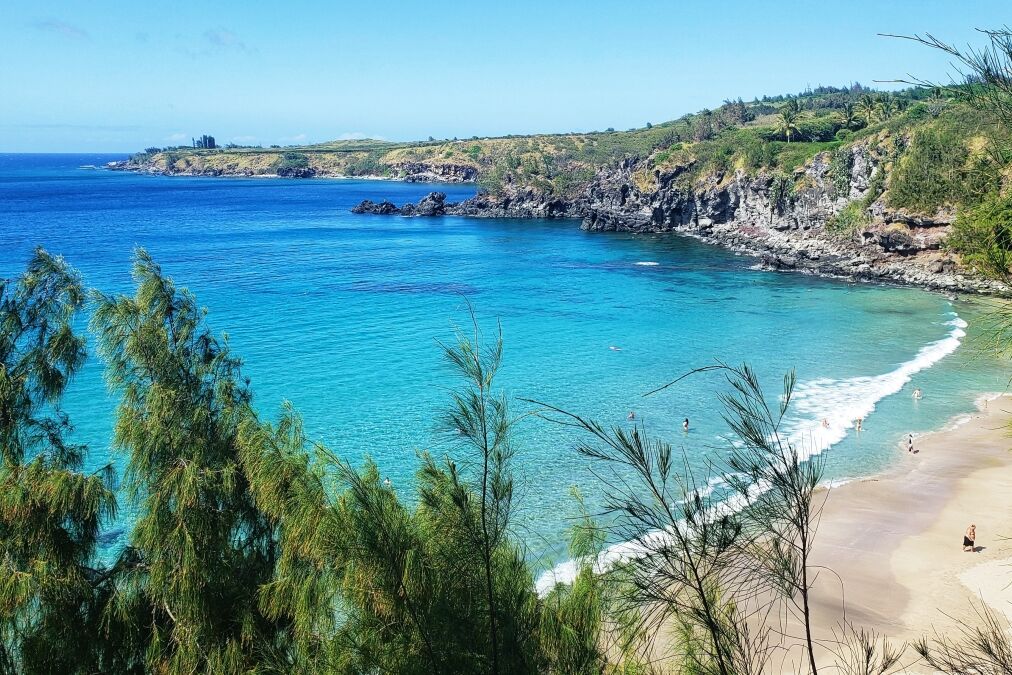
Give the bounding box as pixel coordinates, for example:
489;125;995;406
829;148;854;197
947;190;1012;277
274;152;309;171
827;201;870;233
887;127;970;212
797;117;841;142
834;129;854;142
770;172;795;213
739;133;780;170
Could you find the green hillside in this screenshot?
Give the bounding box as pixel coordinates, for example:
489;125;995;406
129;84;1010;278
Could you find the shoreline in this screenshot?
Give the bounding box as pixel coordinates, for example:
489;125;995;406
111;163;1008;296
806;392;1012;671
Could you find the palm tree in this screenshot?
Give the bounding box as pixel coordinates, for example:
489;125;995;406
839;102;859;129
856;94;877;125
778;99;804;143
876;95;899;122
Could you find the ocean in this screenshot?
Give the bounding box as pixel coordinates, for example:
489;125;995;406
1;153;1007;571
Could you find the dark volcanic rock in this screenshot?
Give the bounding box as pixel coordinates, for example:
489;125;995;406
447;188;573;219
416;191;447;216
351;199;400;215
396;163;478;183
275;166;317;178
351;192;449;217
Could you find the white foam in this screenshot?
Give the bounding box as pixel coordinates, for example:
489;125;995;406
634;261;659;266
535;313;968;595
784;314;966;460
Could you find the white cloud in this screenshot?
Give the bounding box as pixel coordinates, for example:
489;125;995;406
31;18;89;40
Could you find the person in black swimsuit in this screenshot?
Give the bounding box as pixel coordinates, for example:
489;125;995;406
963;524;976;552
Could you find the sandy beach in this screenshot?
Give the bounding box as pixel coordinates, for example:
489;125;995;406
801;394;1012;672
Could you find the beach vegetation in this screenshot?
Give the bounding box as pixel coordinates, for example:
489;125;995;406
0;249;117;674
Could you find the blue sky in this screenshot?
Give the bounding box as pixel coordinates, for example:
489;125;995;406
1;1;1009;152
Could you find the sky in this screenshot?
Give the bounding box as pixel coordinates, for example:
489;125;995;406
1;1;1010;152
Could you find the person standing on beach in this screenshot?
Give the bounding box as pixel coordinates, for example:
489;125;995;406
963;524;976;552
907;434;915;453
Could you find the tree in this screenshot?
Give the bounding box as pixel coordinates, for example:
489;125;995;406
915;602;1012;674
875;95;899;122
530;400;773;675
856;94;877;126
719;365;826;675
90;250;295;672
839;102;861;129
894;28;1012;283
312;312;584;674
0;249;117;673
889;28;1012;139
778;99;805;143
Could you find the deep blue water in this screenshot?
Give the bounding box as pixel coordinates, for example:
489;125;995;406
1;153;1007;570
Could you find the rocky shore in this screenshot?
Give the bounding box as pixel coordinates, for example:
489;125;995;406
108;158;477;183
351;146;1008;295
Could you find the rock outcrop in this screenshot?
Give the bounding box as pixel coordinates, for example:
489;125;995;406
394;163;477;183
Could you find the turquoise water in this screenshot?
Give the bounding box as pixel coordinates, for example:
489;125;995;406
1;154;1008;568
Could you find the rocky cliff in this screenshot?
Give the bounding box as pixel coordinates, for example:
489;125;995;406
111;154;478;182
354;143;1006;294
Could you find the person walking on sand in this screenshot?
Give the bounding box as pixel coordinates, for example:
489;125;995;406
907;433;915;453
963;524;977;552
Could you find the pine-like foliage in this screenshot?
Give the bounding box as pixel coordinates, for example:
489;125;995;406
322;321;550;673
90;250;299;673
236;403;346;672
311;319;611;671
0;248;117;673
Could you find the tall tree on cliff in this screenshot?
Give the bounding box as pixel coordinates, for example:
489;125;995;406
856;94;877;126
778;99;804;143
0;249;117;673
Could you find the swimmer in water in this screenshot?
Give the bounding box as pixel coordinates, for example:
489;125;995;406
383;477;392;488
855;417;863;432
683;418;689;432
821;418;830;429
913;388;923;400
627;411;636;421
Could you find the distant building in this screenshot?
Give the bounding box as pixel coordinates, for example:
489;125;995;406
192;134;216;149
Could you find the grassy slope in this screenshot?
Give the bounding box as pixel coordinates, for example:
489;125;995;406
130;87;995;217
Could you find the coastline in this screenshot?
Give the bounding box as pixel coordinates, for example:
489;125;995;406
806;392;1012;671
113;159;1010;295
